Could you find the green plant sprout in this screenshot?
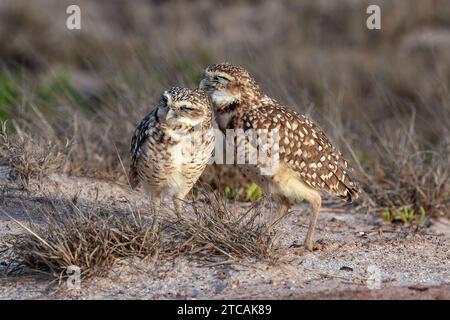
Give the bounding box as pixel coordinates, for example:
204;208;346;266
243;183;263;202
224;186;237;200
382;206;427;224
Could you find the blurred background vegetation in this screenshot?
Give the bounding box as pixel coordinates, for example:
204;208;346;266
0;0;449;218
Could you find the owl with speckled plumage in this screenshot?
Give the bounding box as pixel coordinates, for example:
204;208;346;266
129;87;215;213
200;63;360;251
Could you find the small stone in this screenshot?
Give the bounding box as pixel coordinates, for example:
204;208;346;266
340;266;353;272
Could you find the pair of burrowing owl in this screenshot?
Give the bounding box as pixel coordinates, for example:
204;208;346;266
199;63;360;251
129;63;360;251
129;87;215;214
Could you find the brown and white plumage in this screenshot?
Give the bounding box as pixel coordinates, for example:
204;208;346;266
200;63;360;250
129;87;215;213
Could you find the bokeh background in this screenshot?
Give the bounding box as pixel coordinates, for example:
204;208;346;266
0;0;449;218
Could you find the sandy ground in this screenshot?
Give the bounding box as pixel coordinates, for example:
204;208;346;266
0;173;449;300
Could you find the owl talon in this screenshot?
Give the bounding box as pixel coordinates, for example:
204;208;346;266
290;241;322;255
305;240;323;251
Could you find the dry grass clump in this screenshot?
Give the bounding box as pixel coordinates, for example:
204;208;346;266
363;138;450;218
4;190;279;280
354;110;450;218
4;198;162;279
0;121;66;188
170;190;278;264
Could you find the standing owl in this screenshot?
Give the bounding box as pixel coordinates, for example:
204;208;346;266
200;63;360;251
129;87;215;214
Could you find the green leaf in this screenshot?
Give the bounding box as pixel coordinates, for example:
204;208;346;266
419;206;426;221
224;186;237;200
244;183;263;201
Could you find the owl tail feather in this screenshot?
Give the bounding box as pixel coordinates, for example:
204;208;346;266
129;167;140;189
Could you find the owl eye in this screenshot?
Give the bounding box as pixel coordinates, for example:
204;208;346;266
214;76;230;84
180;105;196;111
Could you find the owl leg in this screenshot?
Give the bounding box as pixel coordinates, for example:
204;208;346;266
173;198;183;217
267;198;290;232
151;195;161;211
303;193;322;251
150;194;161;230
173;190;189;217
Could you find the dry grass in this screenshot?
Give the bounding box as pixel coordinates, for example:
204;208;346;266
0;121;66;188
169;189;278;264
3;189;278;279
3;198;162;279
361;123;450;217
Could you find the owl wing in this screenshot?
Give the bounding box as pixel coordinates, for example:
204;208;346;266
240;104;360;201
129;109;159;189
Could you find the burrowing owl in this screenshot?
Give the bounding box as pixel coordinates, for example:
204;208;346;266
200;63;360;251
129;87;215;213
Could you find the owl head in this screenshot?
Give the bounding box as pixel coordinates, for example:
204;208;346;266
156;87;212;127
199;63;262;110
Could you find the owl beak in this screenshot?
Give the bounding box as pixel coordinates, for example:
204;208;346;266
165;109;176;121
199;78;210;90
